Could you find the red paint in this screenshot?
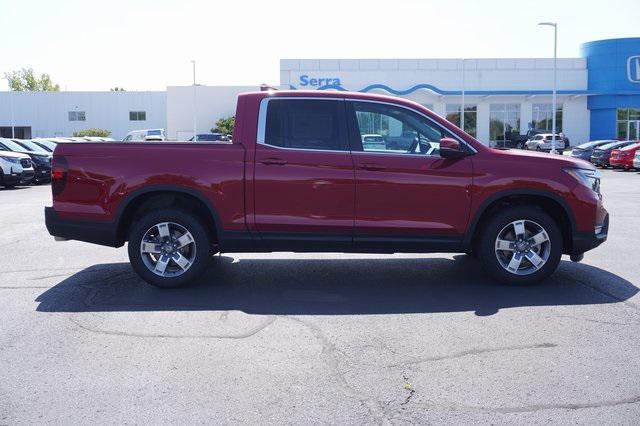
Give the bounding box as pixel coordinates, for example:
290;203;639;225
48;90;607;251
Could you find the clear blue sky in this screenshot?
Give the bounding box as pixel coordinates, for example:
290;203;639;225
1;0;638;91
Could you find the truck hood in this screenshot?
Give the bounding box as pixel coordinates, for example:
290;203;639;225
492;147;594;170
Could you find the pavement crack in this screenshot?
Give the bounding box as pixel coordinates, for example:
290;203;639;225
284;316;393;425
388;343;557;367
67;314;277;339
400;375;415;406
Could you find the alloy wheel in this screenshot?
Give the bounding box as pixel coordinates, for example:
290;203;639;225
139;222;197;277
494;220;551;276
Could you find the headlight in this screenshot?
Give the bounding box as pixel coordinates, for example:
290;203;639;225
0;156;20;164
563;168;601;194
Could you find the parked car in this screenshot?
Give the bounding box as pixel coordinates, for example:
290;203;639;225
189;133;226;142
609;142;640;170
123;129;166;142
590;140;636;167
45;91;608;288
31;138;58;152
570;140;617;161
0;150;34;188
0;138;52;184
361;134;386;151
524;133;569;153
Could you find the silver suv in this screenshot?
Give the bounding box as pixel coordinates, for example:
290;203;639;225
0;151;34;188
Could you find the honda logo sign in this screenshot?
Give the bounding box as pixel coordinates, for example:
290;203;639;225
628;55;640;83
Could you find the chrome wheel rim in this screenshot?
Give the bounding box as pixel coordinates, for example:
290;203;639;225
140;222;196;277
495;220;551;276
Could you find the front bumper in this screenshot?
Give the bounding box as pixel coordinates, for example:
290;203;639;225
20;170;35;184
571;213;609;255
2;170;22;186
45;207;122;247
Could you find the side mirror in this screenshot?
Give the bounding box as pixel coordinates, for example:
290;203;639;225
439;137;468;159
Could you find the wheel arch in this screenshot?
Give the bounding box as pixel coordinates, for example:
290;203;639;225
115;185;222;246
466;189;577;255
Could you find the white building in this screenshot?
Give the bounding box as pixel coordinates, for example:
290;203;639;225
0;91;166;140
1;37;639;144
280;57;590;146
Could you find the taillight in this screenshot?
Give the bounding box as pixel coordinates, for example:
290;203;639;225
51;155;68;196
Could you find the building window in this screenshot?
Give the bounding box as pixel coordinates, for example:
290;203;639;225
68;111;86;121
129;111;147;121
532;104;562;132
490;104;521;145
446;104;477;137
616;108;640;140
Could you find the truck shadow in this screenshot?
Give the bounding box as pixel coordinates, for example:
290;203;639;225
35;255;638;317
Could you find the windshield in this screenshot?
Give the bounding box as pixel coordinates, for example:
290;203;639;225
15;140;49;153
0;139;31;152
576;140;614;149
598;141;629;150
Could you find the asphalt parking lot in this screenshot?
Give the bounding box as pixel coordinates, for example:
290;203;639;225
1;169;640;424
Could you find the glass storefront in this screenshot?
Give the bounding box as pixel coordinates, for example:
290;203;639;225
532;104;563;132
616;108;640;140
490;104;520;144
445;104;477;137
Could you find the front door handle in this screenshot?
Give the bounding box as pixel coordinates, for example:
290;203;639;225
260;158;287;166
361;163;385;171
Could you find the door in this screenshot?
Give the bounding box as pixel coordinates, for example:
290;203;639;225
346;100;473;249
253;98;355;246
627;121;640;140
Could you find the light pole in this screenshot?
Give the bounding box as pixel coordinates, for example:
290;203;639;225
3;77;15;138
538;22;557;154
461;58;465;132
191;60;197;141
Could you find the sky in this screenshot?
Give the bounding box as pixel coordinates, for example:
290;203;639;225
1;0;638;91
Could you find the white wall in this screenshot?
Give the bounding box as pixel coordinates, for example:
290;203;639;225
166;85;261;141
0;91;166;140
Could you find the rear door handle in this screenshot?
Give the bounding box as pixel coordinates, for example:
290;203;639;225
361;163;385;171
260;158;287;166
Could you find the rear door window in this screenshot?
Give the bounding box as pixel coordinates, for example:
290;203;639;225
264;99;348;151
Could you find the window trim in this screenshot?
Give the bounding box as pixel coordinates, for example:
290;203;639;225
256;97;350;153
257;96;476;155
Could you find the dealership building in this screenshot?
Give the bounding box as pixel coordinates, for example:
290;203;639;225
1;37;639;144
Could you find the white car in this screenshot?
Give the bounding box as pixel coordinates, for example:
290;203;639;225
123;129;166;142
524;133;568;153
0;150;34;188
361;134;386;151
634;150;640;169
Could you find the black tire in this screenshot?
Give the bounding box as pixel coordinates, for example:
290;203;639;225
477;206;562;285
127;208;212;288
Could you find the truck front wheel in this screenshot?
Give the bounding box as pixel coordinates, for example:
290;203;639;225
127;208;212;288
477;206;562;285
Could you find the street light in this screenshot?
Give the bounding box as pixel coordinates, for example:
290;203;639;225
538;22;558;154
2;76;15;139
191;60;197;141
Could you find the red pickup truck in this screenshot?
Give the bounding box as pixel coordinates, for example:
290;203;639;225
45;90;608;288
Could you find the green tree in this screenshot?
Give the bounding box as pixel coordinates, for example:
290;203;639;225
110;87;126;91
4;68;60;91
73;128;112;137
211;116;235;135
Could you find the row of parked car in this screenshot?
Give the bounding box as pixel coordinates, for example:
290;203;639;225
571;139;640;170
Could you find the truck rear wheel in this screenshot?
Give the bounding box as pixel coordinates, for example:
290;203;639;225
127;208;212;288
477;206;562;285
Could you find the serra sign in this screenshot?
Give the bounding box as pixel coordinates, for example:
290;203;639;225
299;75;341;88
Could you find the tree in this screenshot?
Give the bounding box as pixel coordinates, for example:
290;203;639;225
4;68;60;91
211;116;235;135
73;128;111;137
110;87;126;91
